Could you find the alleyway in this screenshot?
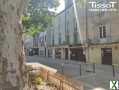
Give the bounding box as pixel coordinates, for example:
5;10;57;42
27;56;119;90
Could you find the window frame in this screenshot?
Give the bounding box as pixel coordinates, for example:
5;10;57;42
99;25;106;39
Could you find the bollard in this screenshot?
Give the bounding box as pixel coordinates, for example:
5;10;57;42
93;63;95;73
79;64;82;76
61;63;64;74
112;65;115;77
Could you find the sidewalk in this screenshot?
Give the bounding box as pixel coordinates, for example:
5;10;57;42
27;56;119;90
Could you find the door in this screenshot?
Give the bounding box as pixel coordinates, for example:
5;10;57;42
101;48;112;65
65;48;68;59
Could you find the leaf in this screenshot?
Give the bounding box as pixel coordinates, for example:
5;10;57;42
22;0;57;37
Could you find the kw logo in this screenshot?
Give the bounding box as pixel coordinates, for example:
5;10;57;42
110;80;119;90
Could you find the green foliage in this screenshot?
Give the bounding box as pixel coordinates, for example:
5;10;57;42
33;76;44;85
22;0;59;36
31;74;44;85
22;13;53;36
22;16;31;29
25;25;44;36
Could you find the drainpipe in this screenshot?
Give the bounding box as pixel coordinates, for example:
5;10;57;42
68;47;71;61
85;0;90;63
52;28;55;59
65;3;69;61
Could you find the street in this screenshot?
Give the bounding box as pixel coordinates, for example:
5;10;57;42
27;56;119;90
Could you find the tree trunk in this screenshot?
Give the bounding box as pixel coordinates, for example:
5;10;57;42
0;0;30;90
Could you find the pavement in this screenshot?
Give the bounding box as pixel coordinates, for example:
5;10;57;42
26;56;119;90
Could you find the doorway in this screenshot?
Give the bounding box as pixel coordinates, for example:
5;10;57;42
101;48;112;65
71;48;86;62
65;48;68;60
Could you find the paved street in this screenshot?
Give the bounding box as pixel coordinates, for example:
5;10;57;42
27;56;119;90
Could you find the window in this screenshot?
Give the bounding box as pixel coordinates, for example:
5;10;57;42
99;25;106;38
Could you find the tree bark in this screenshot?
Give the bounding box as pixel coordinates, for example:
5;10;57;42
0;0;30;90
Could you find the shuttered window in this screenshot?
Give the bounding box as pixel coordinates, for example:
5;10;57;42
99;25;106;38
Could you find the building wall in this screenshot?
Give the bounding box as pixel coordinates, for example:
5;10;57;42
59;11;66;44
112;45;119;64
46;26;54;46
88;46;102;64
39;47;46;56
50;10;66;46
87;44;119;65
111;21;119;42
65;0;73;8
54;15;60;45
46;0;119;64
65;5;75;44
83;0;119;64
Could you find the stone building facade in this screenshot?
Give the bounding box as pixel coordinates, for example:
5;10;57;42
46;0;119;65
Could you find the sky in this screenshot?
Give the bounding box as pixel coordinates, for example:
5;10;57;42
49;0;65;13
